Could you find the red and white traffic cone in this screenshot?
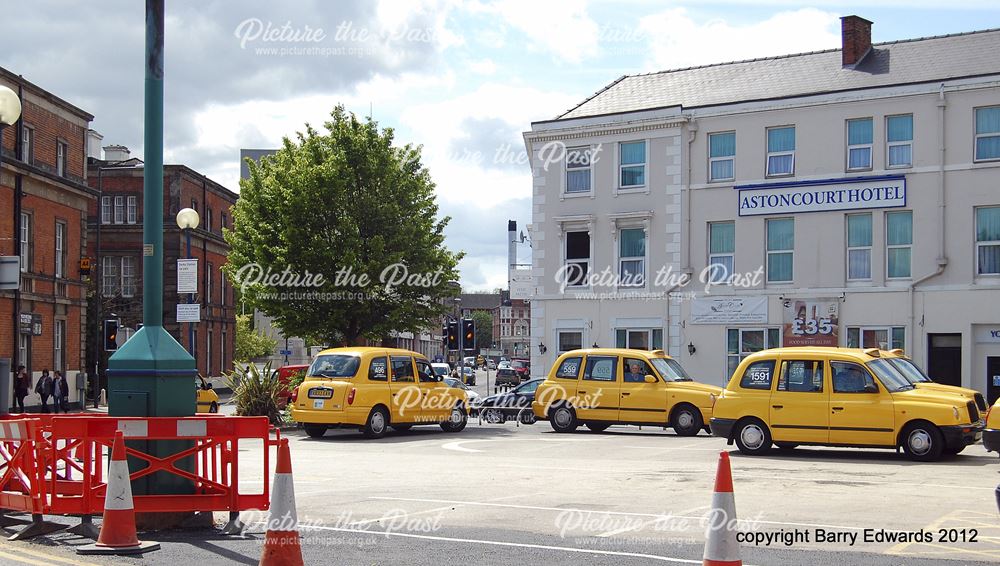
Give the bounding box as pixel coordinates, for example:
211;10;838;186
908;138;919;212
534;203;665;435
77;430;159;555
703;451;741;566
259;437;303;566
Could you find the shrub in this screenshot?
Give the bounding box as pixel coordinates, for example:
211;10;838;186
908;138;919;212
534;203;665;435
227;361;282;425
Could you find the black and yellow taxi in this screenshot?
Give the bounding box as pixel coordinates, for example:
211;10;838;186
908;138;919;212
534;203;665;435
710;347;983;461
531;348;721;435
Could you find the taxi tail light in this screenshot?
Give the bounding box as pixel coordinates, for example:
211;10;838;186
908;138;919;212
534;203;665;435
290;387;299;403
347;388;357;405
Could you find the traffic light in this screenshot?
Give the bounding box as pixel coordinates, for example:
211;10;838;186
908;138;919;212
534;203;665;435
462;318;475;351
447;320;459;351
103;319;119;351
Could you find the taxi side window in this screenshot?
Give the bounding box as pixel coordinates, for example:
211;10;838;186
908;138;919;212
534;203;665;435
555;357;582;379
416;360;435;383
739;360;775;390
583;356;618;382
777;360;824;392
369;357;388;381
390;356;415;382
831;361;878;393
623;358;655;383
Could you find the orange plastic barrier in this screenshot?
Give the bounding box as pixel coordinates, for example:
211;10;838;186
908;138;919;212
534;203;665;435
0;414;279;520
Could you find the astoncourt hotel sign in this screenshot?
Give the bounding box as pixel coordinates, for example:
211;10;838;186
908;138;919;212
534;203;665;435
735;175;906;216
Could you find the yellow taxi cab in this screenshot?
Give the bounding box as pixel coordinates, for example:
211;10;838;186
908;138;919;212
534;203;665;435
196;376;219;413
881;349;988;413
984;398;1000;455
290;347;469;438
710;347;984;461
531;348;722;435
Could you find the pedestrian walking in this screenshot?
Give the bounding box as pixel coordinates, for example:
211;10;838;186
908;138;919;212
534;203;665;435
35;369;53;413
13;365;29;413
53;371;69;413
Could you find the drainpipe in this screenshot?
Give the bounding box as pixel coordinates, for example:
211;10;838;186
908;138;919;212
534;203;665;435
909;84;949;360
12;81;23;375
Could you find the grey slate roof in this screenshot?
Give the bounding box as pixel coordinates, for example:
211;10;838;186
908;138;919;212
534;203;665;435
459;292;502;310
556;28;1000;121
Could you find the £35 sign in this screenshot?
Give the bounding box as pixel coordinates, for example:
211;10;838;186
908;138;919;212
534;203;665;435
782;298;839;347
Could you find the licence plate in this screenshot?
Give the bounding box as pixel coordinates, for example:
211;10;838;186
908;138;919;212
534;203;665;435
308;388;333;399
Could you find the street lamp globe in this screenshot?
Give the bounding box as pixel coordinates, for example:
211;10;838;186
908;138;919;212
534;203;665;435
0;85;21;126
175;207;200;230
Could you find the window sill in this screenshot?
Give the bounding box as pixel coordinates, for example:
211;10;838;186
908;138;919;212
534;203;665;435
846;168;873;174
561;192;592;200
765;173;794;179
886;164;912;170
708;178;735;184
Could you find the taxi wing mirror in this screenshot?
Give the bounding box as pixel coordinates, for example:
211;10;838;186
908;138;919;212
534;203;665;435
864;383;878;393
644;375;657;384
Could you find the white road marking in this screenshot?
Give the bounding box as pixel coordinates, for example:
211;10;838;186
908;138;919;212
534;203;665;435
442;437;600;453
369;496;911;532
596;505;710;538
247;521;757;565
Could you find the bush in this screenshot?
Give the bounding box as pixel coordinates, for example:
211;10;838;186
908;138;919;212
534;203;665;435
227;361;282;425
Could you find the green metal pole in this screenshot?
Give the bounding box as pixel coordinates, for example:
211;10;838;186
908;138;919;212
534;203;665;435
107;0;196;500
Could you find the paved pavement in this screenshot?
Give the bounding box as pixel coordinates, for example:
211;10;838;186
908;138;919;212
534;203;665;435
3;369;998;565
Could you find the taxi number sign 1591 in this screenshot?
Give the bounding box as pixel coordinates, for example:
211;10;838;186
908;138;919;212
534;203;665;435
308;388;334;399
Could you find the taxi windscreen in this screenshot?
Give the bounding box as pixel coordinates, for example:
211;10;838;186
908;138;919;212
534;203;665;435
309;355;361;378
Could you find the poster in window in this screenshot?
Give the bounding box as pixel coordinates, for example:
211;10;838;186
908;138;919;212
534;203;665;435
782;298;839;347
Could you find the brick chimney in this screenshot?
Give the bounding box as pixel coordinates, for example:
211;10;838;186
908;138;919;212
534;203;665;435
841;15;873;67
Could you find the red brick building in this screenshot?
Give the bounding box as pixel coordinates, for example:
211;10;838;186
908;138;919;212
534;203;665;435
86;154;237;378
0;67;95;407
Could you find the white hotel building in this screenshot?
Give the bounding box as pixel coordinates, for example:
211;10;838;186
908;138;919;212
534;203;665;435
524;17;1000;402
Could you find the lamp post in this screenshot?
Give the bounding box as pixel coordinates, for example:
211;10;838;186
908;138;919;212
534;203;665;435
175;207;199;358
0;85;22;407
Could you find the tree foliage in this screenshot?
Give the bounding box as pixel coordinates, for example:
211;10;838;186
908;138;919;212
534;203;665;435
234;314;277;363
225;106;461;346
471;310;494;351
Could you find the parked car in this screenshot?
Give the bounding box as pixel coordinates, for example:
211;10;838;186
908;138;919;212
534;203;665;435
511;359;530;381
984;398;1000;456
195;376;219;413
444;377;482;412
486;359;497;370
431;363;451;379
460;365;476;386
480;379;544;425
497;361;512;370
495;367;519;388
710;347;983;461
881;350;987;412
532;348;721;435
290;347;468;438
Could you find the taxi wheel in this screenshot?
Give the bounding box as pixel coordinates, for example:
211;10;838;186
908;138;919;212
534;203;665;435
671;404;703;437
901;422;944;461
734;419;771;455
303;424;327;438
585;423;609;433
209;402;218;414
362;407;390;439
549;405;578;433
441;405;468;432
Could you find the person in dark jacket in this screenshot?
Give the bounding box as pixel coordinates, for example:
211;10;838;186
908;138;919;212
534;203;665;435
53;371;69;413
35;369;53;413
13;365;29;413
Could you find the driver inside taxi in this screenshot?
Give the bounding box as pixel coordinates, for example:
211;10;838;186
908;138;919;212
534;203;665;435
624;361;646;382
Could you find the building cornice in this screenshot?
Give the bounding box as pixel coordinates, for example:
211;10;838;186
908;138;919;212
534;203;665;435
524;116;688;144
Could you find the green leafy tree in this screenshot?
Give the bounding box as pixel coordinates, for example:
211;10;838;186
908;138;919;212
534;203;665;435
235;314;277;362
225;106;462;346
471;310;494;351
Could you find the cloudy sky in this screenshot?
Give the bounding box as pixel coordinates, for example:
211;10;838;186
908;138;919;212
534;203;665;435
4;1;999;289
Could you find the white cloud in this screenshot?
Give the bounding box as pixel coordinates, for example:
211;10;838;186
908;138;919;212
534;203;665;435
468;58;497;75
639;8;841;70
479;0;600;63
